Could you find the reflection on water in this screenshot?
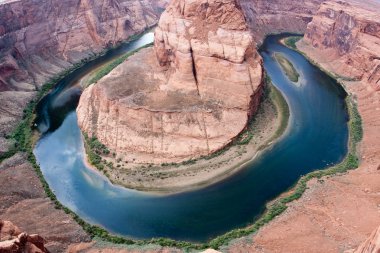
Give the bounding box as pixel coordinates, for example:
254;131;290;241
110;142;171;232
34;34;348;242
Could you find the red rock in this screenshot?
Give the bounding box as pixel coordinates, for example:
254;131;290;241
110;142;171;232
0;220;49;253
299;0;380;90
77;0;264;164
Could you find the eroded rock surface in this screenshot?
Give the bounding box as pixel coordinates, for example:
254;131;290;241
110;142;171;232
350;225;380;253
239;0;323;42
0;0;165;91
77;0;264;164
0;220;48;253
299;0;380;90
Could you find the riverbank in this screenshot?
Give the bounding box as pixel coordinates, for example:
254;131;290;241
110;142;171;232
82;79;290;194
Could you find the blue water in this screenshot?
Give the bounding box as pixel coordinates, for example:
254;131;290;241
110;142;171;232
33;34;348;242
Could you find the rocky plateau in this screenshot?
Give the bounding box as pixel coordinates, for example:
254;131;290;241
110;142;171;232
77;0;264;164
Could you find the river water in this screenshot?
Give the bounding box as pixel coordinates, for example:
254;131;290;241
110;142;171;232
33;33;348;242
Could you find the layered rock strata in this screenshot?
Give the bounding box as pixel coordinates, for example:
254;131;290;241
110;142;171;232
298;0;380;90
0;0;166;91
239;0;323;42
77;0;264;164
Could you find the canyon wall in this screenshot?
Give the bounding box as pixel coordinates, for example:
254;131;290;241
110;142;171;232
0;0;166;152
77;0;264;164
239;0;323;42
0;0;166;91
299;0;380;90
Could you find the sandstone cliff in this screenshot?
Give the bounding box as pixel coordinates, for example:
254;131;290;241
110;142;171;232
0;220;49;253
0;0;166;91
77;0;264;164
298;0;380;90
239;0;323;42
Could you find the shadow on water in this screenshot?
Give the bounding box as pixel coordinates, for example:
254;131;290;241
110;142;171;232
33;33;349;242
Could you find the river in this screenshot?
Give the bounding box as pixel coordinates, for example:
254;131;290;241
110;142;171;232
33;33;348;242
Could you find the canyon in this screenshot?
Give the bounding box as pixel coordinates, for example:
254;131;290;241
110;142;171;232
1;0;380;253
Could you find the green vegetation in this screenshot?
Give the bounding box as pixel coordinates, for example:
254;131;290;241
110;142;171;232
274;52;300;82
83;133;110;171
283;36;302;49
87;42;153;85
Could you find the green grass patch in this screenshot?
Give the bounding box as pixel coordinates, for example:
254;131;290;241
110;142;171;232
274;52;300;82
283;36;302;50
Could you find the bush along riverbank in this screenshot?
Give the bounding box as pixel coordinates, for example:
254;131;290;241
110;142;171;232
5;32;363;252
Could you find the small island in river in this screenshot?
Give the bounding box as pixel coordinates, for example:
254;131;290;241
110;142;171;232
274;52;300;83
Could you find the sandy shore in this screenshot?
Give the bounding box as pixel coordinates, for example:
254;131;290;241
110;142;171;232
82;83;289;194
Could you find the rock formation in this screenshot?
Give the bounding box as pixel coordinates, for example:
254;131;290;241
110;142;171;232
0;220;49;253
77;0;264;164
348;225;380;253
0;0;166;91
298;0;380;90
239;0;323;42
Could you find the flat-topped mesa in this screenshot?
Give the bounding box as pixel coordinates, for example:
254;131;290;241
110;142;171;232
77;0;264;164
299;0;380;90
